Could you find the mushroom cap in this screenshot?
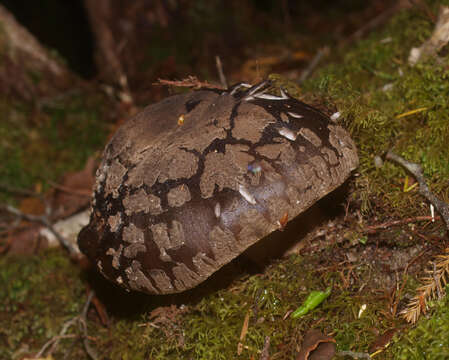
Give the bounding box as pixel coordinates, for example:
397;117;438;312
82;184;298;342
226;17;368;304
78;81;358;294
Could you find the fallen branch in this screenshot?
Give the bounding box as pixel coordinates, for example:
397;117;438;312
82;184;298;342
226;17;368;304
385;151;449;232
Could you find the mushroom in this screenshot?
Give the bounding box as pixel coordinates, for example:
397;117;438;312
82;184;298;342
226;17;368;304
78;80;358;295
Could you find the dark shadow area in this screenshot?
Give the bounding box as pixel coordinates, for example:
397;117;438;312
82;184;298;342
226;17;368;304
0;0;95;78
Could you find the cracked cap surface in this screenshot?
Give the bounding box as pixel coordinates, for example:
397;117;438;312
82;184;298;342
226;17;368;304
78;82;359;294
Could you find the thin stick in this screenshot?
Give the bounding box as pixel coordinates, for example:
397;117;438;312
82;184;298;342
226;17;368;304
0;183;41;197
385;151;449;232
215;55;228;89
340;0;412;48
259;336;270;360
338;350;371;359
33;291;97;359
80;291;98;360
35;317;78;358
363;215;441;234
1;204;77;255
47;180;91;197
298;47;329;83
237;312;250;355
34;334;78;358
154;76;224;90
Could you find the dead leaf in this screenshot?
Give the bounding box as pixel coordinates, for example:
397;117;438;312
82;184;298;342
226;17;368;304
296;329;336;360
19;196;45;216
368;328;399;354
50;156;97;218
6;224;46;254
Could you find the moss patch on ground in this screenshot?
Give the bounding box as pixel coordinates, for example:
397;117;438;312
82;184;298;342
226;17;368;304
302;0;449;218
0;249;85;359
0;246;409;359
0;91;109;203
391;293;449;359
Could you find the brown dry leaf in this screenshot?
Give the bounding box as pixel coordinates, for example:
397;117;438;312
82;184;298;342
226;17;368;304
51;156;97;218
368;328;399;354
296;329;336;360
19;196;45;216
6;224;45;254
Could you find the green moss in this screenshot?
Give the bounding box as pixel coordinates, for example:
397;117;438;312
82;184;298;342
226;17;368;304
0;249;85;359
0;249;407;359
391;294;449;359
302;1;449;217
90;254;404;360
0;92;108;202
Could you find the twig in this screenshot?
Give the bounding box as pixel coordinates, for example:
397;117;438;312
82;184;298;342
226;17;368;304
363;215;441;234
79;291;98;360
34;334;78;358
338;350;371;359
433;261;443;298
0;183;42;197
259;336;270;360
237;312;250;355
34;291;97;359
341;0;412;48
298;47;329;83
215;55;228;89
1;204;77;256
391;270;408;317
47;180;92;197
90;292;110;326
386;151;449;323
385;151;449;232
154;75;225;90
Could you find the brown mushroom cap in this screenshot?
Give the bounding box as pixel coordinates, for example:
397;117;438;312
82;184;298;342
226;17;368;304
78;81;358;294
